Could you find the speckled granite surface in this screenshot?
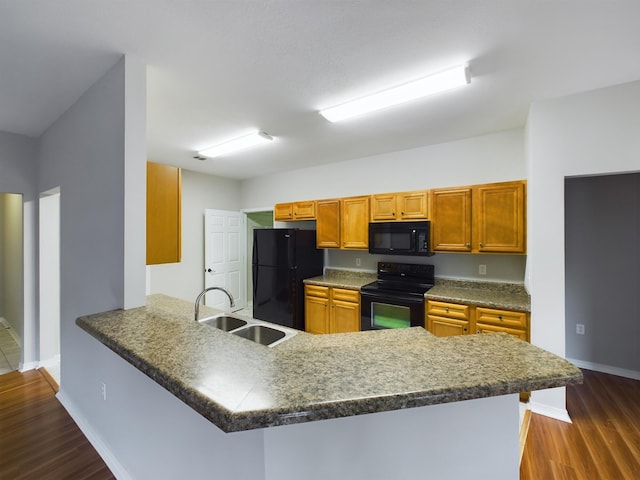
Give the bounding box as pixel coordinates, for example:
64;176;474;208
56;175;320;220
426;279;531;312
304;268;377;289
306;269;531;312
76;294;580;433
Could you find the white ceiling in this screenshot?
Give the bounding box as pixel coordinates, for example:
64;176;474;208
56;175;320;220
2;1;640;180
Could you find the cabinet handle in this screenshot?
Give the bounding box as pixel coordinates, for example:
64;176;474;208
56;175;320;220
401;212;405;215
479;242;484;247
445;307;449;313
498;315;503;321
466;243;471;248
477;329;481;334
463;327;467;332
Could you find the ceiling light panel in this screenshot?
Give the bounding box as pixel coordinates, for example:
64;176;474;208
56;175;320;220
198;131;274;158
319;64;471;123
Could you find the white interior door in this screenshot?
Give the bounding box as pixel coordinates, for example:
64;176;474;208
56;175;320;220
204;209;245;310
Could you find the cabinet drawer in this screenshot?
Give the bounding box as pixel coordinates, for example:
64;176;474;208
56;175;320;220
426;301;469;320
305;285;329;298
331;288;360;303
476;323;528;341
475;307;527;328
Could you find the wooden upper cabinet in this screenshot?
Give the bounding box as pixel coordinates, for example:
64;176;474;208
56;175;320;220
370;193;397;221
431;180;526;254
274;201;316;221
398;191;429;220
341;196;370;249
274;203;293;221
146;161;182;265
473;181;526;253
431;187;472;252
316;199;341;248
370;191;429;221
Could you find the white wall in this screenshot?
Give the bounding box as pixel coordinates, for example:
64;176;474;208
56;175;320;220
0;130;37;366
242;129;526;206
526;79;640;416
242;129;528;283
38;190;60;364
148;168;241;302
35;54;146;434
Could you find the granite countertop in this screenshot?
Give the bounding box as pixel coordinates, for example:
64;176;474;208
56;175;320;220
426;279;531;312
304;268;377;289
76;294;580;433
305;269;530;312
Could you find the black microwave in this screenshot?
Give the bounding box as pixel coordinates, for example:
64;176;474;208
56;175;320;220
368;221;433;256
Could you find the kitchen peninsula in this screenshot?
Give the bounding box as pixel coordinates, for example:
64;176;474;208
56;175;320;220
76;294;580;480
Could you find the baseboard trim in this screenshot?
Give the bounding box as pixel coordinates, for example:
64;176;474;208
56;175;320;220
37;367;59;393
20;361;39;372
567;358;640;381
529;401;572;423
38;354;61;369
56;390;131;480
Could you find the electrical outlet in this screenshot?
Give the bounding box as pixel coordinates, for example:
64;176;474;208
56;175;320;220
355;258;361;267
100;382;107;401
478;264;487;275
576;324;585;335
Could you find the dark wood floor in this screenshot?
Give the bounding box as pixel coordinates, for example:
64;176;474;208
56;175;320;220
0;369;114;480
1;368;638;479
521;368;640;479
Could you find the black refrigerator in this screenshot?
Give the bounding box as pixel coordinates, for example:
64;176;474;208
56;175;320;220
252;229;324;330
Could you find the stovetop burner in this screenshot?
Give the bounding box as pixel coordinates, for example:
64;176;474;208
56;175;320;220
360;262;434;297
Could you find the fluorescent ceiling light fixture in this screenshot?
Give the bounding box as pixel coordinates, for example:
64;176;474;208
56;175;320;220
198;131;273;158
319;64;470;122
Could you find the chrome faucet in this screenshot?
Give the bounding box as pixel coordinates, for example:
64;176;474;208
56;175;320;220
194;286;236;321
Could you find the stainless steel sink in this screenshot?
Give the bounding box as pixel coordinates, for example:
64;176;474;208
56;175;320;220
231;325;286;346
200;315;247;332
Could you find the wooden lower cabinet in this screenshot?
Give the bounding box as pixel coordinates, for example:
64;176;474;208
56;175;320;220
426;300;529;341
475;307;529;341
305;285;360;334
426;300;470;336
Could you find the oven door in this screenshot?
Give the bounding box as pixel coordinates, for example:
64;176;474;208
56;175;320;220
360;290;425;330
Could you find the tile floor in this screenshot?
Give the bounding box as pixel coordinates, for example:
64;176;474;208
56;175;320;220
0;325;20;375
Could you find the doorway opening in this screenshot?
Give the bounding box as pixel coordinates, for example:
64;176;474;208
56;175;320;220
0;193;23;374
38;188;60;384
565;172;640;380
244;210;274;316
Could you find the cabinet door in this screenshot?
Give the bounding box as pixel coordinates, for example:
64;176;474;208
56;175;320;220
305;288;330;334
427;316;469;336
147;161;182;265
398;191;429;220
331;300;361;333
473;181;526;253
430;188;472;252
341;196;370;249
274;203;293;221
293;201;316;220
316;199;341;248
370;193;398;221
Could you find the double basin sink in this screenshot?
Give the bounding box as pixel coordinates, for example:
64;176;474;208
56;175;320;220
199;313;296;347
